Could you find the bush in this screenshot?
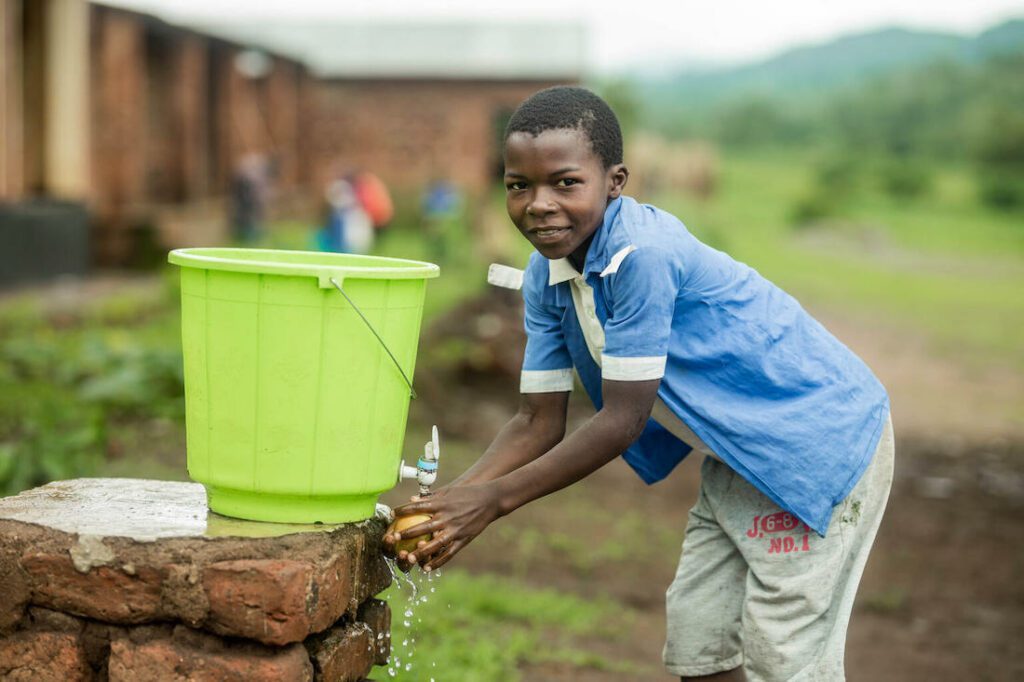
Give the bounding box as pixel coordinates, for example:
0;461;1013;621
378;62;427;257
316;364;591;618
0;321;184;495
791;191;839;225
879;158;932;198
977;171;1024;209
790;153;857;227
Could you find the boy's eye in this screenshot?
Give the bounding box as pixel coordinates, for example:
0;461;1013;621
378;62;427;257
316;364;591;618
506;181;527;191
555;178;579;188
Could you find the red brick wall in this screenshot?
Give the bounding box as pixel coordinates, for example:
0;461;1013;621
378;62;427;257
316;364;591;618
307;79;570;195
90;6;147;222
173;35;210;202
6;1;573;264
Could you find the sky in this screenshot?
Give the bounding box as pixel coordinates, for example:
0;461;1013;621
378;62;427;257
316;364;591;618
105;0;1024;72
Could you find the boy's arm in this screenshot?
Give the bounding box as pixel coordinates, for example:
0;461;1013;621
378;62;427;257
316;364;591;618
382;391;566;561
447;391;569;487
394;377;660;571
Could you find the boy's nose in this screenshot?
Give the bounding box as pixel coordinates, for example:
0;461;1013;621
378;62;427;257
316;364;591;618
526;192;557;217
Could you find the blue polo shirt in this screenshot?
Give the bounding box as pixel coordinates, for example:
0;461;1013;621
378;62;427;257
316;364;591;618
520;196;890;535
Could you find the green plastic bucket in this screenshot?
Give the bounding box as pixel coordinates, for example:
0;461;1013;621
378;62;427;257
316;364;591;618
168;248;439;524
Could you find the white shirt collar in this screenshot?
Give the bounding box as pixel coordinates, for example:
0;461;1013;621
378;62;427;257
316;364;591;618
548;258;582;285
547;244;638;286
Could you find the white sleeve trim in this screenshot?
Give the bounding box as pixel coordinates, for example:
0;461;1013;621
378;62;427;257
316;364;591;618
601;354;666;381
520;369;575;393
487;263;524;290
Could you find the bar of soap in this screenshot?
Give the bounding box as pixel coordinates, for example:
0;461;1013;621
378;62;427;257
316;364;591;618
387;514;433;554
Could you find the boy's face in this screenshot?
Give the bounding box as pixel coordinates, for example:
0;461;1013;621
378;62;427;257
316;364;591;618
504;128;628;261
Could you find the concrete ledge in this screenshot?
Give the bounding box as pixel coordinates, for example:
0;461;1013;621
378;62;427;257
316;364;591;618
0;479;391;644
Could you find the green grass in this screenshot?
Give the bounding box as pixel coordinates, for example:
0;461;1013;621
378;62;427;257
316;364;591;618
0;280;186;494
652;151;1024;366
379;568;648;681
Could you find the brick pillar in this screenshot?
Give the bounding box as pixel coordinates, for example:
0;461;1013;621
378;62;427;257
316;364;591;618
43;0;90;200
0;479;393;681
173;35;210;202
0;0;24;201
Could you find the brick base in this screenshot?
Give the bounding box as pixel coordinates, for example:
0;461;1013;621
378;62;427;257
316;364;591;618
1;603;390;681
0;480;395;681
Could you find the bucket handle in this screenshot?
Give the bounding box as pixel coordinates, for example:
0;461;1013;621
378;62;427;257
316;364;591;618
329;277;417;399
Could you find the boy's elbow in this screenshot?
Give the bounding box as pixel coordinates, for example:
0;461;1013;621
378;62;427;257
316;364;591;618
622;411;649;445
600;405;649;449
517;403;567;447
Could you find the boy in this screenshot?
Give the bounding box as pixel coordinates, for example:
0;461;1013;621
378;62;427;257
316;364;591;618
385;86;893;681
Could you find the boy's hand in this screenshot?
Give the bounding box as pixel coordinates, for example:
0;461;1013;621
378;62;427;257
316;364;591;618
389;483;502;572
382;489;450;572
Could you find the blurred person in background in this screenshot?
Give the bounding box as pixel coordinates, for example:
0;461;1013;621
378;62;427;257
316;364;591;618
230;153;274;244
353;170;395;233
318;176;374;254
420;178;463;263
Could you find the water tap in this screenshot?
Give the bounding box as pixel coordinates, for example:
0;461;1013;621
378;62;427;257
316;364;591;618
399;425;440;497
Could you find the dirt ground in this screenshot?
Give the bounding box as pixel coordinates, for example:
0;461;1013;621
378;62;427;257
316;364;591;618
407;291;1024;681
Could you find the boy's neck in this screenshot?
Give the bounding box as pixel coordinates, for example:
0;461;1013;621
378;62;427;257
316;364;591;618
567;234;594;274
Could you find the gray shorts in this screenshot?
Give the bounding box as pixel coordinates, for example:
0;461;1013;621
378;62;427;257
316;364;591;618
664;417;894;681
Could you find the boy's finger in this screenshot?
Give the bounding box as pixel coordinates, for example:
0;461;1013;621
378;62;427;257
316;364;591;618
394;518;444;540
425;539;465;572
410;530;453;561
396;553;416;572
394;499;439;515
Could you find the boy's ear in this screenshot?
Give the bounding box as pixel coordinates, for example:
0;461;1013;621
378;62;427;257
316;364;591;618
607;164;629;199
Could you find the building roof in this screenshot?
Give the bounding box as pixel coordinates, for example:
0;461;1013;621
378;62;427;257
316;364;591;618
193;21;586;80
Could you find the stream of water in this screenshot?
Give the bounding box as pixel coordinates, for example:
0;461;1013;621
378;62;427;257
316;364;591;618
383;556;443;680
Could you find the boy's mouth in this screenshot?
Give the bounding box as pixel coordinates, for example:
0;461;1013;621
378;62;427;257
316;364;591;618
530;226;571;242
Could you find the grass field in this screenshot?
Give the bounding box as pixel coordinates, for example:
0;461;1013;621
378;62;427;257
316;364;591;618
651;151;1024;366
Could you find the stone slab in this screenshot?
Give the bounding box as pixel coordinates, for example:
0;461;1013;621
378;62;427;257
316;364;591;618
0;478;385;541
0;479;393;645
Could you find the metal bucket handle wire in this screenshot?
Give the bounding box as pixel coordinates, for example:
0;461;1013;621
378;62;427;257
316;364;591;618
329;277;417;399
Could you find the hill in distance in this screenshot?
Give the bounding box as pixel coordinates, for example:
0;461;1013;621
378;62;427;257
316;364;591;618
632;18;1024;112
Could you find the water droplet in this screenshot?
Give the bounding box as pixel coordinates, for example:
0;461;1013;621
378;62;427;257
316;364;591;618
387;668;395;677
404;609;414;618
402;639;408;647
403;620;410;627
405;663;412;671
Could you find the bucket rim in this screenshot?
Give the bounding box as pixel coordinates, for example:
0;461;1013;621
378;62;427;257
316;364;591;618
168;247;440;281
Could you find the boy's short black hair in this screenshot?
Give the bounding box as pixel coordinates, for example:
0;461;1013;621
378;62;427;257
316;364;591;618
504;86;623;169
